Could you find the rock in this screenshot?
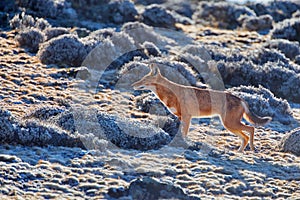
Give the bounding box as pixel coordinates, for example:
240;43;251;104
0;12;9;28
52;108;180;151
141;41;161;57
163;0;195;18
177;44;223;90
108;177;198;200
82;31;144;88
271;17;300;42
0;0;16;12
24;106;65;121
0;109;18;143
10;12;51;30
193;2;256;29
265;39;300;60
70;0;137;24
293;10;300;18
44;27;70;41
0;107;85;148
135;0;165;6
118;59;198;91
142;4;176;28
73;66;91;80
81;28;115;52
50;110;75;133
18;119;85;148
296;55;300;65
279;128;300;156
16;0;76;19
228;85;296;126
0;154;21;163
224;180;248;195
16;28;45;53
171;11;194;25
240;14;273;32
122;22;174;49
107;0;138;24
211;46;300;103
96;111;179;150
37;34;87;67
247;1;300;22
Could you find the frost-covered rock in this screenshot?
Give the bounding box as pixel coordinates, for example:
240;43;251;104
271;18;300;42
247;1;300;22
0;107;84;148
177;45;223;90
16;28;45;53
70;0;137;24
240;14;273;32
228;85;295;126
142;4;176;28
44;27;70;41
279;128;300;156
135;0;165;5
52;108;180;151
18;119;84;148
25;106;65;121
10;12;50;30
0;12;9;28
37;34;87;67
141;41;161;57
293;10;300;18
0;109;18;143
107;0;138;24
0;0;15;12
122;22;175;50
16;0;76;19
108;177;195;200
81;28;115;52
82;31;143;86
193;2;256;29
211;47;300;103
296;55;300;65
265;39;300;60
82;31;147;89
163;0;195;18
118;59;198;91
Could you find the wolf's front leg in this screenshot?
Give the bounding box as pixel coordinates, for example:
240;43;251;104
180;114;192;138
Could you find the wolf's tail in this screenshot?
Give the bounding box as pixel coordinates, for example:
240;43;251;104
241;101;272;126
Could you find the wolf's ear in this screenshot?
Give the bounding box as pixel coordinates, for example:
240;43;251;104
149;63;161;76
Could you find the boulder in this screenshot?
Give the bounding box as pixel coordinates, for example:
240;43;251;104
265;39;300;60
52;108;181;151
278;128;300;156
228;85;296;126
247;1;300;22
271;17;300;42
37;34;87;67
16;0;76;19
16;28;45;53
44;27;70;41
142;4;176;28
193;2;256;29
209;45;300;103
108;177;199;200
10;12;50;30
240;14;273;32
0;107;85;148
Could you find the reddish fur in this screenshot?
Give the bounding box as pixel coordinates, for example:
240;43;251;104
132;64;271;152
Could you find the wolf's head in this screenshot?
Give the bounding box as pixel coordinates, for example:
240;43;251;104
132;63;161;91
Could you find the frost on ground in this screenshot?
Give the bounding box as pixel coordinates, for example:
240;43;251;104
1;0;300;199
228;85;297;128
